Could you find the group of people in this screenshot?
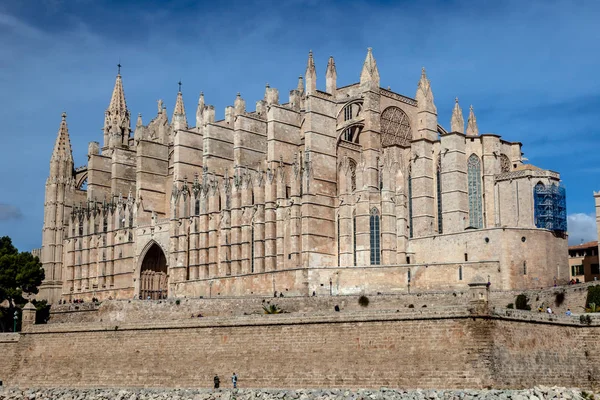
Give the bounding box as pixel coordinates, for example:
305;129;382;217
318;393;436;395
57;297;100;305
537;305;572;316
213;373;237;389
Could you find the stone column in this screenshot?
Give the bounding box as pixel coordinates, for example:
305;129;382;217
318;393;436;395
198;191;209;279
241;172;253;274
264;168;277;271
230;170;242;275
254;171;266;273
380;153;397;265
276;162;286;269
440;133;468;233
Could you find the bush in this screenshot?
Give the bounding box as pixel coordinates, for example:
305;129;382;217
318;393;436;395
263;304;283;314
507;303;514;309
515;294;531;311
555;291;565;307
586;285;600;308
175;299;181;305
358;295;369;307
581;314;592;326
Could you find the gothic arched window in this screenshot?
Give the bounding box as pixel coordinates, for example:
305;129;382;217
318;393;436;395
195;199;200;215
380;106;412;147
369;208;381;265
467;154;483;229
437;156;443;234
408;165;413;238
353;210;357;266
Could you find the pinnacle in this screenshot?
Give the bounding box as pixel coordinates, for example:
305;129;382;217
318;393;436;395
52;112;73;161
108;73;127;114
360;47;380;86
451;98;464;134
466;105;479;136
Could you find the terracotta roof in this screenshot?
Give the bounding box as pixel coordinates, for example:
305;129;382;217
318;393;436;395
569;241;598;250
514;164;543;171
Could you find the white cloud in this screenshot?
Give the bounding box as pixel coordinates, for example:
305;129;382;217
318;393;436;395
568;213;597;245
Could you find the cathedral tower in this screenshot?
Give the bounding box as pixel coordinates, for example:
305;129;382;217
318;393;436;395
39;112;74;303
103;65;131;149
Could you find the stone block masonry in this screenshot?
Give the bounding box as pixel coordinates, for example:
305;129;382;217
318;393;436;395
3;310;600;390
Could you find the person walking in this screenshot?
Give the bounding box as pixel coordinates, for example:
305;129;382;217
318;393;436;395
214;375;220;389
232;372;238;389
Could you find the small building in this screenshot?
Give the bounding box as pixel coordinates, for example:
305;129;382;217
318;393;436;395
568;241;599;283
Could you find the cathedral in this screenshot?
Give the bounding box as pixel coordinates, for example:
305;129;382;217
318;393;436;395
38;49;569;304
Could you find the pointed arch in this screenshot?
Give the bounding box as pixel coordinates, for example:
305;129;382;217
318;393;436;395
370;207;381;265
436;155;443;234
467;154;483;229
138;240;168;300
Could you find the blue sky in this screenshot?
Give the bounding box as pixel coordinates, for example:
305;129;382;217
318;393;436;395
0;0;598;251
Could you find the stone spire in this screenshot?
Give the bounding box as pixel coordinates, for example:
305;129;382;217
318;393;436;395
416;67;437;114
196;92;205;128
415;67;438;141
51;112;74;164
466;105;479;136
104;64;131;148
360;48;380;88
450;98;464;134
136;113;143;127
326;56;337;95
172;81;188;131
305;50;316;95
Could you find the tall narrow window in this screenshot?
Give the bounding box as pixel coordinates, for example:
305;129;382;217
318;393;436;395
344;104;352;121
129;209;133;228
194;199;200;216
459;265;463;281
353;211;357;266
78;219;83;236
408;168;413;238
437;157;443;234
369;208;381;265
251;222;255;273
523;261;527;275
103;215;107;232
467;154;483;229
337;213;341;266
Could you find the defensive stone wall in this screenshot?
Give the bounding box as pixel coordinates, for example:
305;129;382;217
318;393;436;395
3;308;600;390
49;282;596;324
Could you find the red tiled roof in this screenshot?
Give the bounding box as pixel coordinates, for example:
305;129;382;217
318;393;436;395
569;241;598;250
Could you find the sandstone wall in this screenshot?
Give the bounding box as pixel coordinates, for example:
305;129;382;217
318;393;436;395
49;292;467;324
4;310;600;390
0;334;19;382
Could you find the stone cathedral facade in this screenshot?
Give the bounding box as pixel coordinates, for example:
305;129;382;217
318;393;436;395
39;49;569;304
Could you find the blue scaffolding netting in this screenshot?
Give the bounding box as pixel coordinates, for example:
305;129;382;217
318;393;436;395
534;183;567;232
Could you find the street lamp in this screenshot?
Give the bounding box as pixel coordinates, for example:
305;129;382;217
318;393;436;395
13;311;18;333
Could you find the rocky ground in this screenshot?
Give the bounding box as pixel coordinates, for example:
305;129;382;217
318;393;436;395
0;387;596;400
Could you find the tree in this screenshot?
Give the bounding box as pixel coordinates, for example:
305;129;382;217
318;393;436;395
0;236;45;331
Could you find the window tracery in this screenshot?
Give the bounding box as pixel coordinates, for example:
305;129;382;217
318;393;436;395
380;106;412;147
370;208;381;265
467;154;483;229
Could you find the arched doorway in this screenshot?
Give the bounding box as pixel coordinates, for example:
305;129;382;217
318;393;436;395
139;243;168;300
